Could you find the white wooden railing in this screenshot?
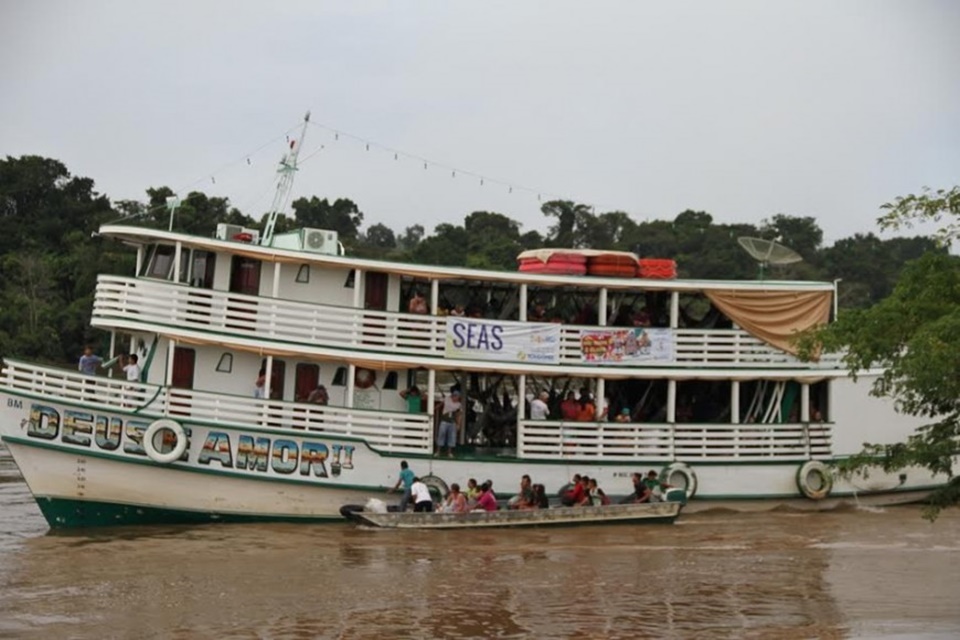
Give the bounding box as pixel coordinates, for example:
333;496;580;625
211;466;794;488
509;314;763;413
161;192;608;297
0;361;432;454
519;420;832;462
92;276;839;369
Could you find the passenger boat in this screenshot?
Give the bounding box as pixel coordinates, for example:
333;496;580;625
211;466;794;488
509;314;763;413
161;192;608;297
0;115;942;528
343;500;683;530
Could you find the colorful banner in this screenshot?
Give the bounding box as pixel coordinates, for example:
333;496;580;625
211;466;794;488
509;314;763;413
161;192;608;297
445;318;561;364
579;327;675;363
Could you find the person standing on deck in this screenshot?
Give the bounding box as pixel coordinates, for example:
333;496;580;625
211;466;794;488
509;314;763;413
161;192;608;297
400;386;423;413
437;388;461;458
560;391;579;421
530;391;550;420
388;460;416;511
78;346;102;375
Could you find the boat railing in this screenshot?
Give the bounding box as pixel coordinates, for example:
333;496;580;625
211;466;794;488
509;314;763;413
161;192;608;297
0;360;432;454
93;276;840;369
518;419;832;462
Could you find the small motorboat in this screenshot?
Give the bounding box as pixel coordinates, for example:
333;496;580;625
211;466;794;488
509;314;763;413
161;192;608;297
342;499;683;530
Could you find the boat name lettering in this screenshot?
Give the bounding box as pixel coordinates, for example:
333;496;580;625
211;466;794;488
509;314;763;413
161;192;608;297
22;404;356;476
26;404;164;459
7;397;22;409
449;321;504;351
198;431;354;477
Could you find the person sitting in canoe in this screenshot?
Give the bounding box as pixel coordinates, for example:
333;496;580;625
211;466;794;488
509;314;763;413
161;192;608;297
642;470;670;502
509;474;535;509
617;472;647;504
533;484;549;509
588;478;611;506
575;476;593;506
560;474;583;506
443;483;469;513
473;481;498;511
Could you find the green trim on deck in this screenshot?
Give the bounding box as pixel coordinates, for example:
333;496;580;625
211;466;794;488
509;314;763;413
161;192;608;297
37;497;346;529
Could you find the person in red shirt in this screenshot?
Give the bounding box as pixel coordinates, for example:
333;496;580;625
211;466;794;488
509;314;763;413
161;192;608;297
560;391;579;421
473;481;498;511
576;388;596;422
561;474;585;506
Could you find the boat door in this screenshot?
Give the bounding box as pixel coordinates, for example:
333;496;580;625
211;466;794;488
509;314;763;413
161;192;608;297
363;271;389;345
169;346;196;416
228;256;261;330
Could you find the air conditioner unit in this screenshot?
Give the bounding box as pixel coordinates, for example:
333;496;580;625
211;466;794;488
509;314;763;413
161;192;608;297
215;223;243;241
301;228;339;254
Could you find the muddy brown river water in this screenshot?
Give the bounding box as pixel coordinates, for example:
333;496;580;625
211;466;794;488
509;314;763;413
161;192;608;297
1;444;959;639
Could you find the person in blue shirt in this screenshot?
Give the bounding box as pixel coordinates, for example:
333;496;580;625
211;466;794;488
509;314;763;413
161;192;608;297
78;346;102;375
389;460;416;511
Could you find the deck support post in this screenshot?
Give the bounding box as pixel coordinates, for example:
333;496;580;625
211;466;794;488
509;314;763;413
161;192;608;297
519;284;528;321
518;374;526;455
427;368;436;451
670;291;679;328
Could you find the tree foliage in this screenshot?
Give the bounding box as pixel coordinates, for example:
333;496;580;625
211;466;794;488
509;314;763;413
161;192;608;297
803;189;960;518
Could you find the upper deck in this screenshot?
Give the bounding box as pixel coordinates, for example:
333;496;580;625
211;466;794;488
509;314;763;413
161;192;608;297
95;225;840;377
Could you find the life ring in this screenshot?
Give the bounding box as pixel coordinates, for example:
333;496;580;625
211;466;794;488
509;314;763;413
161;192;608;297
421;474;449;502
661;462;698;498
354;368;377;389
796;460;833;500
142;419;187;464
232;232;254;243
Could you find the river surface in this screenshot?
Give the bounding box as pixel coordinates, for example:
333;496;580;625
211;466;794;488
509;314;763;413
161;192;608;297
1;444;959;639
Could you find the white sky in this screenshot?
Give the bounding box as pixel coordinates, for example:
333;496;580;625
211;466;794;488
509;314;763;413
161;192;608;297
1;0;958;244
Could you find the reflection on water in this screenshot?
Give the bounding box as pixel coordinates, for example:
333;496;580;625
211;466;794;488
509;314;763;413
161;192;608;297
2;444;960;639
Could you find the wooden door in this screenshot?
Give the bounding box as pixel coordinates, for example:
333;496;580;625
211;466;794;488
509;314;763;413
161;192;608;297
295;363;320;402
363;271;389;345
228;256;261;330
170;347;196;416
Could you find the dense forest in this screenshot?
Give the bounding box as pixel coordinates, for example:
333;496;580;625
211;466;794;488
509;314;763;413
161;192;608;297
0;154;941;366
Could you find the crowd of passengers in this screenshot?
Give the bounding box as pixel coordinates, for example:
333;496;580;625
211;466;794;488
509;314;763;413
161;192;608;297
388;461;670;514
407;288;734;332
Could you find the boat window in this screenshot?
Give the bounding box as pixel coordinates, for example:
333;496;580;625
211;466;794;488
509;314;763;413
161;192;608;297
296;264;310;284
383;371;398;390
343;270;355;288
331;366;347;386
189;250;216;288
145;245;176;280
810;380;829;422
215;353;233;373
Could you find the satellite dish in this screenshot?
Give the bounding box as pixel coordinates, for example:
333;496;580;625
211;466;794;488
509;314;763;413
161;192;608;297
737;237;803;279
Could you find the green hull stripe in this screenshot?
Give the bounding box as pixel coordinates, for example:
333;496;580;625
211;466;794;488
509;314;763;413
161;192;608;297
36;496;345;529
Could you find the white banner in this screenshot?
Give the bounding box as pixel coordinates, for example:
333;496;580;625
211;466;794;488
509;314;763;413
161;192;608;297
445;318;561;364
579;327;675;364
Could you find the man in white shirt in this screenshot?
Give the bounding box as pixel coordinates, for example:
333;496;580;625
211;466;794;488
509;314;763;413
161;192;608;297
410;477;434;512
437;389;462;458
122;354;141;382
530;391;550;420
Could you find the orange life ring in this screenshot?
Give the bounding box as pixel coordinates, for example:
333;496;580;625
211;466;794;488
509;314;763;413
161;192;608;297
354;368;377;389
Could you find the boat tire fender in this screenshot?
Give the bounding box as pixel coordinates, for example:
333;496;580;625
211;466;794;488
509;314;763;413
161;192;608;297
797;460;833;500
354;368;377;390
421;474;449;502
661;462;698;499
143;419;188;464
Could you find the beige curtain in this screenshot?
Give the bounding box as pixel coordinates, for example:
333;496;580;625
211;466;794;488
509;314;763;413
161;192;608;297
704;289;831;357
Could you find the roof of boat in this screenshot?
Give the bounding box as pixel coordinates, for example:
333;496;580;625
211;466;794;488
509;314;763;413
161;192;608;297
100;224;836;292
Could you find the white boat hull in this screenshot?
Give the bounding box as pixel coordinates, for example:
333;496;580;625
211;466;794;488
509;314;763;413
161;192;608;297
0;394;943;527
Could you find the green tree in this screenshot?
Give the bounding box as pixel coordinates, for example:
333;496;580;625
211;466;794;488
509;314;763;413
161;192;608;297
291;196;364;243
805;188;960;517
541;200;593;248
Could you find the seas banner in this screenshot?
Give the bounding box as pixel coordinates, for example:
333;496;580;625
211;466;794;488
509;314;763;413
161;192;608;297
445;318;561;364
579;327;675;363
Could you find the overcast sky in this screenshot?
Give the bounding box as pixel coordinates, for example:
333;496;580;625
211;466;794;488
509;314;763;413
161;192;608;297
2;0;958;245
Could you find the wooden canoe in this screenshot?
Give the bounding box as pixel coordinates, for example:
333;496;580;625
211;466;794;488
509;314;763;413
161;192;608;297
344;500;682;530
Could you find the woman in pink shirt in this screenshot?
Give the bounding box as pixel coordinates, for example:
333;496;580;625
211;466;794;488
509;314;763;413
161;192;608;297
444;483;469;513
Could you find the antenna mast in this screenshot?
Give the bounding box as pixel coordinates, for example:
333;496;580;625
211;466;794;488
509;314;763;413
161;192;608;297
260;111;311;246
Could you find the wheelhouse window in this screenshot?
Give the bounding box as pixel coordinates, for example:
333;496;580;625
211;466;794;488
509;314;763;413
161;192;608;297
188;250;216;288
143;244;176;280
